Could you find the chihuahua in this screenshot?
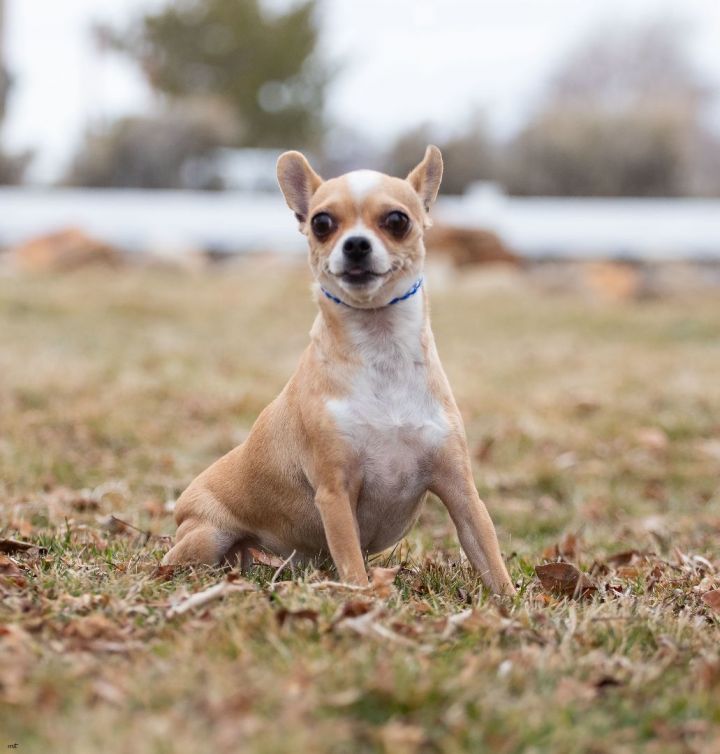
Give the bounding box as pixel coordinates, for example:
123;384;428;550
162;146;514;595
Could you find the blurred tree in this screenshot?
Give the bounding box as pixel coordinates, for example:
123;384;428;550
315;124;385;178
385;124;435;178
385;120;496;195
64;101;237;189
504;106;691;197
0;0;8;124
0;0;31;184
0;150;30;185
547;19;710;113
100;0;327;149
504;19;720;196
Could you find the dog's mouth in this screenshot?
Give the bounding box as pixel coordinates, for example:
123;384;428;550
335;268;390;286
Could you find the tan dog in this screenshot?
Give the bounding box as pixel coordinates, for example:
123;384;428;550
162;146;514;595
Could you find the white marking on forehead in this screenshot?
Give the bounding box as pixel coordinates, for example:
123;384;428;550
345;170;382;201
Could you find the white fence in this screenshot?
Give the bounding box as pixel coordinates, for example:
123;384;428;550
1;187;719;260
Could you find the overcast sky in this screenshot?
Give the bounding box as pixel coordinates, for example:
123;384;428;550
3;0;720;182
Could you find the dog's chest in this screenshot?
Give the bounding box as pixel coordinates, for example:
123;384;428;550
326;314;448;547
329;359;446;472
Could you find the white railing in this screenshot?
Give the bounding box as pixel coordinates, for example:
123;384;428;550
1;187;719;259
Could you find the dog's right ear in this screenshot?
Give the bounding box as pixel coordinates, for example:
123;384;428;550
277;151;323;225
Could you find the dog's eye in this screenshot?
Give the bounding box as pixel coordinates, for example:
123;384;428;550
382;211;410;238
311;212;336;239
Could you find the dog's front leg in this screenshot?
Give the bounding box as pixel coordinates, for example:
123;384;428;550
431;446;515;596
315;484;368;586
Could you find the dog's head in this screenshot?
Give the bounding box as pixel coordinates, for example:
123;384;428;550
277;146;443;308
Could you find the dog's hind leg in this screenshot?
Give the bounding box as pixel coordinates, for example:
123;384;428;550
162;481;251;566
223;538;256;572
161;517;240;566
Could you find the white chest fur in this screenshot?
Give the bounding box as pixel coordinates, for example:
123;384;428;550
325;293;448;550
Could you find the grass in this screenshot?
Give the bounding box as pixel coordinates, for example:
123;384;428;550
0;258;719;753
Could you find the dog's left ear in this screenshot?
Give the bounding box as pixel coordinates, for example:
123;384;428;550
406;145;443;212
277;151;323;225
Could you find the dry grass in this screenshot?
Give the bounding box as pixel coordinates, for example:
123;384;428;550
1;259;719;754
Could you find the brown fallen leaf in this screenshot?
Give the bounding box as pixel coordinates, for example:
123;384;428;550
0;538;42;555
166;576;256;617
560;532;579;558
616;566;641;579
441;608;475;639
635;427;669;452
572;397;601;416
62;614;124;642
98;514;151;542
8;519;34;538
473;436;495;463
594;675;623;692
330;599;375;629
151;564;178;581
248;547;286;568
702;590;720;612
645;563;666;592
340;600;375;618
69;524;109;551
643;479;667;503
141;498;166;519
408;599;433;615
0;554;27;588
379;720;425;754
324;688;362;707
387;621;421;641
535;562;597;599
61;593;111;613
70;494;100;512
554;677;598;704
695;656;720;690
369;566;401;598
697;439;720;461
90;678;127;706
0;624;35;704
543;532;580;560
606;549;643;567
275;608;319;628
333;605;422;648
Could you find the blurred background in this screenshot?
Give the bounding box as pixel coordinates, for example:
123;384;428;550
1;0;719;291
3;6;720;750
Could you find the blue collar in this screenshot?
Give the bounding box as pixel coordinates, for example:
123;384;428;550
320;277;424;308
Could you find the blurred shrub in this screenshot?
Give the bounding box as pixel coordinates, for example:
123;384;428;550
687;128;720;196
315;125;385;178
98;0;327;150
0;149;31;185
0;11;31;186
0;64;9;126
546;18;709;113
503;105;693;197
504;19;720;197
385;121;496;195
64;101;236;189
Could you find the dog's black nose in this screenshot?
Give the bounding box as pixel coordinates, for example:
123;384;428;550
342;236;372;262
